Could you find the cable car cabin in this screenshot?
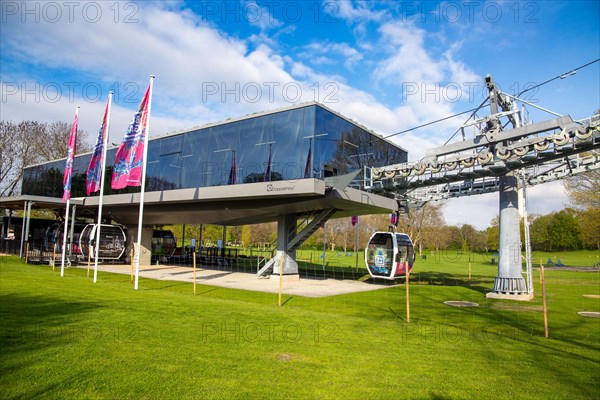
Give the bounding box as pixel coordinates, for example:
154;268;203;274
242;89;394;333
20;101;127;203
365;232;415;280
79;224;127;260
44;223;86;256
152;230;177;261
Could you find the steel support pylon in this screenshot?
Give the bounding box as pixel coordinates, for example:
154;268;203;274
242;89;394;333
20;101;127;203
487;172;532;300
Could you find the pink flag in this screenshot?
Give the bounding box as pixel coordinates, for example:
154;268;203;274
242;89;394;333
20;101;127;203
390;212;398;226
62;109;79;202
111;84;151;189
86;99;109;195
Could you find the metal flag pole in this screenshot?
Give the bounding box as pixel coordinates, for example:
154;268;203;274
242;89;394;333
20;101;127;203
61;106;79;277
93;91;113;283
60;199;70;276
134;75;155;290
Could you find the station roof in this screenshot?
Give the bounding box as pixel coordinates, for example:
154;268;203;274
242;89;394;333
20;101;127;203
0;178;398;226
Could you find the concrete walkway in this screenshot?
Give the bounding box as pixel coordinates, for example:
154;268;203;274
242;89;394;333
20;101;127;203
77;263;396;298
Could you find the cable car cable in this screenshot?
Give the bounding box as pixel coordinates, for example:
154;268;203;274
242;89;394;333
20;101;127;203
517;58;600;97
372;59;599;146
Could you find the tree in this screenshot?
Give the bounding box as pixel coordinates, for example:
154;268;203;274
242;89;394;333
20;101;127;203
243;223;276;248
530;213;553;251
201;225;226;247
241;225;252;247
485;216;499;251
457;224;487;252
564;169;600;249
222;225;242;245
397;202;446;255
564;169;600;210
530;210;582;251
327;217;354;252
0;120;90;197
429;225;454;252
578;208;600;250
547;209;582;251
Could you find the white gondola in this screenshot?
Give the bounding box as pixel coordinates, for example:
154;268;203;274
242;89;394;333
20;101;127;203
79;224;126;260
365;231;415;280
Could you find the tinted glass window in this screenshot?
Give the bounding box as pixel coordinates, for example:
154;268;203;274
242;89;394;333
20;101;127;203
21;105;406;196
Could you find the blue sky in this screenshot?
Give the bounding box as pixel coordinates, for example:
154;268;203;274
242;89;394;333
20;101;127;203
1;0;599;228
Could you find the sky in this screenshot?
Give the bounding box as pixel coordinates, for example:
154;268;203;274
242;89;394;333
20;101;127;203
1;0;599;229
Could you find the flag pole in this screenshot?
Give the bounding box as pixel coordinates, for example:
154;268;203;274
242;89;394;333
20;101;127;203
134;76;155;290
61;106;79;277
60;199;70;277
93;92;113;283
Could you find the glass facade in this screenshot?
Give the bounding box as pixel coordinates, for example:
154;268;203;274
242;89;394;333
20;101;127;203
21;104;407;197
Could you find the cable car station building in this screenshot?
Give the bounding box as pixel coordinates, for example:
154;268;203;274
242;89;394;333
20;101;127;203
5;103;407;276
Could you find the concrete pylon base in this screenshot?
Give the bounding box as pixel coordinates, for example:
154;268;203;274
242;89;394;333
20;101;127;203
486;292;534;301
492;276;527;293
272;252;298;275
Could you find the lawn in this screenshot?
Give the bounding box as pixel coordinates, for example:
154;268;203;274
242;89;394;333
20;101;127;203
1;252;599;399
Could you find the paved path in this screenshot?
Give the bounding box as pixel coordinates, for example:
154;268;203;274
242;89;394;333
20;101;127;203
77;263;395;298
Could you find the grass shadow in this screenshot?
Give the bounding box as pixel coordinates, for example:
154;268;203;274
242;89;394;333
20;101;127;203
281;296;294;307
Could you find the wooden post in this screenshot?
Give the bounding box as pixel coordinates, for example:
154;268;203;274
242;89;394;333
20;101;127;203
25;243;29;264
278;255;285;307
405;264;410;323
539;259;543;285
52;243;57;271
86;245;92;278
540;263;549;338
193;250;197;295
468;261;472;282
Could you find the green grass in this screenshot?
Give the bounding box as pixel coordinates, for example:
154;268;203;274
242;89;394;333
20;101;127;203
1;252;599;399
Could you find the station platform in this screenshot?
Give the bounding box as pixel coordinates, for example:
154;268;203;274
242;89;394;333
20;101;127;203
75;263;396;298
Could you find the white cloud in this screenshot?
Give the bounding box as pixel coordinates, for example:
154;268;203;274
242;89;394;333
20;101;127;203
1;3;313;143
0;80;193;149
299;41;363;70
335;0;387;22
243;0;283;31
374;19;481;90
374;21;444;84
444;43;479;84
443;192;498;229
0;1;574;227
436;180;571;231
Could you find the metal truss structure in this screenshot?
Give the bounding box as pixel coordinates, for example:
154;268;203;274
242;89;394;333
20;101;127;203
366;74;599;299
368;76;600;208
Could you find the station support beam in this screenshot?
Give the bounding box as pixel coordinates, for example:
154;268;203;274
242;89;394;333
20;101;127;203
272;214;299;276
